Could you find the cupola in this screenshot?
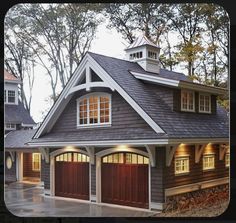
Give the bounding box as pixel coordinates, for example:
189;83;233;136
125;35;160;73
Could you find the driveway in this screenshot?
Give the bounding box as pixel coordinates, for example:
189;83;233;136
4;182;158;217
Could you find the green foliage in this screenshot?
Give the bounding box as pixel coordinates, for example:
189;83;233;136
104;3;229;86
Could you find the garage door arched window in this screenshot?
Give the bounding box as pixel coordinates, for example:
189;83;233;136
77;93;111;127
55;152;90;162
102;152;149;164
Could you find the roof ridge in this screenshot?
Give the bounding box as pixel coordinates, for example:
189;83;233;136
88;51;134;63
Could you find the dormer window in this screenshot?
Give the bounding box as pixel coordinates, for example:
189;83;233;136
181;90;195;112
129;51;143;60
199;93;211;113
4;90;16;104
148;51;157;59
77;93;111;127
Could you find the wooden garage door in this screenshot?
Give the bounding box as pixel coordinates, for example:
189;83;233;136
101;152;149;208
55;152;89;200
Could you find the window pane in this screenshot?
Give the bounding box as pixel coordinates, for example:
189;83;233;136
113;154;119;163
203;155;215;170
73;153;78;162
126;153;132;164
119;153;124;163
56;156;59;161
78;153;81;162
63;153;68;161
175;157;189;174
82;154;86;162
131;154;137;164
32;153;40;171
68;153;72;162
144;157;149;164
103;156;108;163
8;91;15;103
138;155;143;164
108;155;113;163
60;154;63;161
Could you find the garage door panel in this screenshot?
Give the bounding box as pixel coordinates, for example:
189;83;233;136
101;152;149;209
55;153;89;200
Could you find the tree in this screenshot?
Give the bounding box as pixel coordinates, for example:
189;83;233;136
201;4;229;86
4;22;35;113
104;3;171;44
5;3;102;103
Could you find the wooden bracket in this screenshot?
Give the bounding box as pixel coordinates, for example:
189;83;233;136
85;146;95;165
219;144;228;160
9;151;15;162
39;148;49;163
195;144;207;163
166;145;179;166
145;145;156;167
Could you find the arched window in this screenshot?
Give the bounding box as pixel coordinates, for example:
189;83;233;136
55;152;90;162
77;93;111;127
102;152;149;164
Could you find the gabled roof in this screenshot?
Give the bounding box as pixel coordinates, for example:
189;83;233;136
30;52;228;143
5;129;37;149
4;70;21;84
125;35;160;50
5;101;35;125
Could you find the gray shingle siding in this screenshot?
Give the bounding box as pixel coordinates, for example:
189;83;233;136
91;160;96;195
163;145;229;189
5;101;35;125
41;158;50;190
47;88;160;141
151;147;165;203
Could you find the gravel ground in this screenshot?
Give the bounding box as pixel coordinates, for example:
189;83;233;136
154;200;229;217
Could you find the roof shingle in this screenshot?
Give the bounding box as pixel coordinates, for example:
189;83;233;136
5;101;35;125
88;52;229;139
5;129;37;149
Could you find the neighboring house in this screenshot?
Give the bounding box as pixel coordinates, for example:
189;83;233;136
4;70;41;183
4;36;229;211
4;70;36;133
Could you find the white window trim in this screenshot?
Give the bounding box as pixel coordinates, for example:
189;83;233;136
175;156;190;175
32;153;41;171
181;89;195;112
199;92;211;114
76;92;112;128
4;90;16;104
203;153;215;171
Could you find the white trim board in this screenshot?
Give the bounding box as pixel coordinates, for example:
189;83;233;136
33;53;165;139
27;137;228;147
131;71;227;95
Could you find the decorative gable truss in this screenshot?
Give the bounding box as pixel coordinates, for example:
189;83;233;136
65;62;115;99
33;53;165;139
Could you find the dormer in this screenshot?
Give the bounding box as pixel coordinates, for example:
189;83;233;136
4;70;21;105
125;35;161;74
